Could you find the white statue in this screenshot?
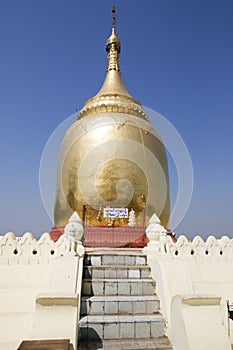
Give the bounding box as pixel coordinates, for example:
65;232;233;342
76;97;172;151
64;211;84;253
128;208;136;227
145;213;168;253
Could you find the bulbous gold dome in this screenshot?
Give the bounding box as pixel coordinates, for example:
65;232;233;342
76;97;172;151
54;10;170;228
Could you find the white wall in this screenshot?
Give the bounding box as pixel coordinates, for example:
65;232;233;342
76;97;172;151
0;232;84;350
144;235;233;350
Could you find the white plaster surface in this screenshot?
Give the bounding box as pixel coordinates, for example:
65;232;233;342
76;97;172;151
0;231;84;350
144;233;233;350
171;295;230;350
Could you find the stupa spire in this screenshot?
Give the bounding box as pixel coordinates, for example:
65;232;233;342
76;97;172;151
77;6;149;122
106;6;121;72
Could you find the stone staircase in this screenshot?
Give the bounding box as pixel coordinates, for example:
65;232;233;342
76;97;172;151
78;249;172;350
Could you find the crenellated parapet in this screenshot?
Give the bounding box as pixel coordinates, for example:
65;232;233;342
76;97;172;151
143;213;233;259
0;229;84;265
0;211;84;265
166;235;233;259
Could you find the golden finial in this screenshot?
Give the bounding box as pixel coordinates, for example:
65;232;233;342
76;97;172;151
106;6;121;71
112;6;116;29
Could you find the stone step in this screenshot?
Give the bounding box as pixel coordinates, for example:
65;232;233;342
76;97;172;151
78;337;173;350
83;265;151;279
82;279;156;296
79;314;166;340
84;254;147;267
81;295;160;315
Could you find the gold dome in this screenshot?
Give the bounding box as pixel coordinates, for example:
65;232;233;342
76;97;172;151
54;7;170;229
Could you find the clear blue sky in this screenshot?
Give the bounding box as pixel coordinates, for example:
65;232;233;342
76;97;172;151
0;0;232;240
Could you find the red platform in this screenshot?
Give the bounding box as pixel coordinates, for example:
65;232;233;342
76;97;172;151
50;225;147;248
83;225;147;248
50;224;176;247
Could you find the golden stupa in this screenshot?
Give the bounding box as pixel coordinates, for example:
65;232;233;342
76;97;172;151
54;7;170;228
